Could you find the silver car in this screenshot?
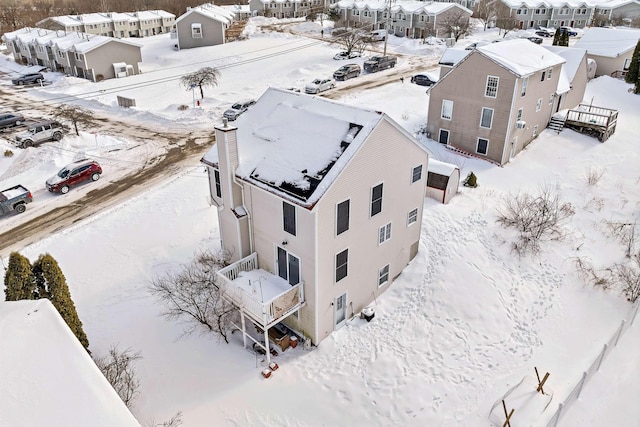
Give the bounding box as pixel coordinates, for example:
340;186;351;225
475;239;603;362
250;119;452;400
305;78;336;94
223;100;256;121
14;120;64;148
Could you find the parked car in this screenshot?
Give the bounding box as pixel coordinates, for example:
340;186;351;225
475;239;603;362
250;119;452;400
333;51;361;60
0;184;33;215
465;41;490;50
363;56;397;72
368;29;387;41
0;113;25;129
11;73;44;85
410;74;436;86
333;64;361;81
535;28;555;37
558;26;578;36
14;120;63;148
527;36;544;44
223;100;256;121
305;78;336;94
46;159;102;194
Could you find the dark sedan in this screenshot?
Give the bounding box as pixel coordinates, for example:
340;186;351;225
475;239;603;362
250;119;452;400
0;113;25;129
410;74;436;86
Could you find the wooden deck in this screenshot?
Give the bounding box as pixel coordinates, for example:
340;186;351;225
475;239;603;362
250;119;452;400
563;103;618;142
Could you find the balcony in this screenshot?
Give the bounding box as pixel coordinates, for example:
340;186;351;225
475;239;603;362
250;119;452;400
217;252;303;329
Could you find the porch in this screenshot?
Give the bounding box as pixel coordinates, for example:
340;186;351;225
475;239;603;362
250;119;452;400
217;252;304;364
562;103;618;142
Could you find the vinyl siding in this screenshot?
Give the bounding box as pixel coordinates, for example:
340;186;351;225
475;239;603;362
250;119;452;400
83;41;141;81
176;12;226;49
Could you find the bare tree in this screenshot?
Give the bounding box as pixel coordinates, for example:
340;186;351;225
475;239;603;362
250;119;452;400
331;28;371;55
0;0;27;33
147;412;183;427
614;253;640;302
437;10;473;41
94;345;142;409
57;105;95;136
609;12;630;26
472;0;497;31
306;5;328;27
149;250;236;343
180;67;220;100
606;221;636;258
494;1;518;37
496;185;575;254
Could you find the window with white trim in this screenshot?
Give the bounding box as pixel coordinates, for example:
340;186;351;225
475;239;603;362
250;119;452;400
441;99;453;120
335;249;348;282
378;223;392;245
378;265;389;286
547;68;553;79
283;201;296;236
521;76;528;96
477;138;489;155
411;165;423;183
517;108;523;121
533;125;539;137
191;23;202;38
541;71;546;81
213;169;222;198
536;98;542;111
549;94;554;105
371;183;383;217
336;199;350;235
480;107;493;129
485;76;499;98
408;208;418;225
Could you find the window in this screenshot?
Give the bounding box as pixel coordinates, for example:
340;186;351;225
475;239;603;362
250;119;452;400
541;71;546;81
378;265;389;286
547;68;553;79
283;201;296;236
336;200;350;235
485;76;498;98
521;76;528;96
549;94;554;105
536;98;542;111
371;183;383;217
533;125;539;137
411;165;423;183
624;58;631;70
407;208;418;225
191;23;202;38
477;138;489;155
480;107;493;129
335;249;348;282
214;169;221;198
517;108;523;121
441;100;453;120
277;247;300;285
378;223;392;245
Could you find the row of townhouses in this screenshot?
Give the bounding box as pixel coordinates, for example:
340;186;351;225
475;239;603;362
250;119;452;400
36;10;176;38
2;28;142;81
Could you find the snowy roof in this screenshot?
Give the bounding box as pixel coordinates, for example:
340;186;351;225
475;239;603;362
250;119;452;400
439;48;471;66
573;27;640;57
477;39;565;77
148;10;176;18
109;12;134;22
0;300;140;427
50;32;91;50
428;159;459;176
544;45;587;93
502;0;592;7
177;3;235;25
220;4;252;14
333;0;472;14
73;36;142;53
75;13;112;24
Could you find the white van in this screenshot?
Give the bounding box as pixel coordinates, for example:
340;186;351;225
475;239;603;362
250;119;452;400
369;30;387;41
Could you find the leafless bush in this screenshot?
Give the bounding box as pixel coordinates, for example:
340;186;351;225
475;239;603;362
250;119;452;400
177;105;189;111
149;249;236;342
94;345;142;408
147;412;183;427
496;185;574;254
585;166;605;186
613;253;640;302
605;221;637;257
584;196;605;211
574;257;612;289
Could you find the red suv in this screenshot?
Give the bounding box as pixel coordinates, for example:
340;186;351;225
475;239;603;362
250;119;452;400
46;159;102;194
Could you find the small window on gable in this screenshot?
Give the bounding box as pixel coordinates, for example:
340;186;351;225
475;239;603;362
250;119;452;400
547;68;552;79
191;23;202;38
541;71;546;81
283;201;296;236
214;169;222;198
411;165;422;183
485;76;499;98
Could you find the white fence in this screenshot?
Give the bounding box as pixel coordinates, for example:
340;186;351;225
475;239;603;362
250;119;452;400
545;300;640;427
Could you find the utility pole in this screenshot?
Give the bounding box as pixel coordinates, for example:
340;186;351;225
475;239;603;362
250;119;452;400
383;0;392;56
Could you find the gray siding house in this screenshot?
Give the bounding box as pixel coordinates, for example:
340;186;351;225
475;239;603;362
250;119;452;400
573;27;640;77
73;37;142;81
175;3;235;49
201;88;429;348
427;39;567;165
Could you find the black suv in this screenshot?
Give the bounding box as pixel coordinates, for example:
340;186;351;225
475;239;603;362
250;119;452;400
12;73;44;85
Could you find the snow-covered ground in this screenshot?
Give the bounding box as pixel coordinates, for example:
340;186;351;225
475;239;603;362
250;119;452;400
1;19;639;427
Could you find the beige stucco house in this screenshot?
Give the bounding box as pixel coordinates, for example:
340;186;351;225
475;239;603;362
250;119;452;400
427;39;569;166
175;3;235;49
573;27;640;77
201;88;429;350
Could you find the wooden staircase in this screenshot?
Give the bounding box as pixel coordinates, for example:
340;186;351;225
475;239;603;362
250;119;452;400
226;19;248;42
548;115;566;133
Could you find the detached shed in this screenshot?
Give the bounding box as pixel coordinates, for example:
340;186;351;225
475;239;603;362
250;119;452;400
426;159;460;204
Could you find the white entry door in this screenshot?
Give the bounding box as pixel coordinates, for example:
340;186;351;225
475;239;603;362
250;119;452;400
335;293;347;329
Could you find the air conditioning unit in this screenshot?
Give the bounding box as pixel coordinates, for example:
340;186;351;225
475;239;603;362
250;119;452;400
516;120;527;129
